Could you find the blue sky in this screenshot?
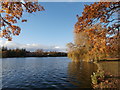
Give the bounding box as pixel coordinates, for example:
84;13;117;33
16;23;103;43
1;2;92;51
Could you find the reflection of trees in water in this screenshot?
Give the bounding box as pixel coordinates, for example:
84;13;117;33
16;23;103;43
67;61;97;88
98;62;120;76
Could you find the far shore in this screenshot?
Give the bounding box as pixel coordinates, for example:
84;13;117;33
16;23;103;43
99;58;120;61
1;56;67;58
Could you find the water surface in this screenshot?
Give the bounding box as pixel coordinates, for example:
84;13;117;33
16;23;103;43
99;61;120;76
2;57;97;89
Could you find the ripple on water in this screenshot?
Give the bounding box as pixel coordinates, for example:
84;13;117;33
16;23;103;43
2;57;97;89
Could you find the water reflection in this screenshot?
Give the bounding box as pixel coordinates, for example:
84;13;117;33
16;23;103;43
2;57;98;89
67;61;97;88
98;61;120;76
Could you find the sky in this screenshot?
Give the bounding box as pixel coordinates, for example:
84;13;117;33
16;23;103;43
0;2;92;52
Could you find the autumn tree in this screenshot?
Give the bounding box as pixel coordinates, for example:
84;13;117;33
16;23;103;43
84;24;108;61
67;1;120;62
74;1;120;55
67;33;89;62
0;0;44;41
75;1;119;33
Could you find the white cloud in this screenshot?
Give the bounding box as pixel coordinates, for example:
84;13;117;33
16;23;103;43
0;40;66;52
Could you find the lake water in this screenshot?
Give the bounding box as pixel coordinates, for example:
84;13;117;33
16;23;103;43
1;57;97;89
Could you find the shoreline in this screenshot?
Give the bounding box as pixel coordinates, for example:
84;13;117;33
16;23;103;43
99;58;120;61
1;56;67;58
91;59;120;89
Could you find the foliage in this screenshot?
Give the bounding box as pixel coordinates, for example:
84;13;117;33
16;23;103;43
0;0;44;41
67;24;108;62
67;1;120;62
2;47;27;57
75;2;119;34
91;68;120;89
67;42;89;62
91;70;105;85
1;47;67;58
75;1;120;58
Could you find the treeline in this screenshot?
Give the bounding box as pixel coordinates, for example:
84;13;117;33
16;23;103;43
0;47;67;58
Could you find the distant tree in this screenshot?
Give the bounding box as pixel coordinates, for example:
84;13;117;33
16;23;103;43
0;1;44;41
2;46;8;51
36;49;43;53
35;49;44;56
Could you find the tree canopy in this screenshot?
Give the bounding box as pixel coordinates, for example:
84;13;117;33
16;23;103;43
75;2;119;33
67;1;120;62
0;1;44;41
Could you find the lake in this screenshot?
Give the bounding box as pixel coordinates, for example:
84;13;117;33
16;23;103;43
1;57;97;89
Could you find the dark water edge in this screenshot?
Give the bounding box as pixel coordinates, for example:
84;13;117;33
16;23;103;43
1;57;97;89
99;59;120;62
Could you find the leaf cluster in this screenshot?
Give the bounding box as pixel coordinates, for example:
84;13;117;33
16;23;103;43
0;1;44;40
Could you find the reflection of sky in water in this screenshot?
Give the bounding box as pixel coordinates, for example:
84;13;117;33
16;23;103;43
2;57;97;89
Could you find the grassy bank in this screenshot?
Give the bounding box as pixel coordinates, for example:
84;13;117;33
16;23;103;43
99;58;120;61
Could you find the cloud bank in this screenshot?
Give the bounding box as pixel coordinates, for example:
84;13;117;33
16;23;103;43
0;40;66;52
